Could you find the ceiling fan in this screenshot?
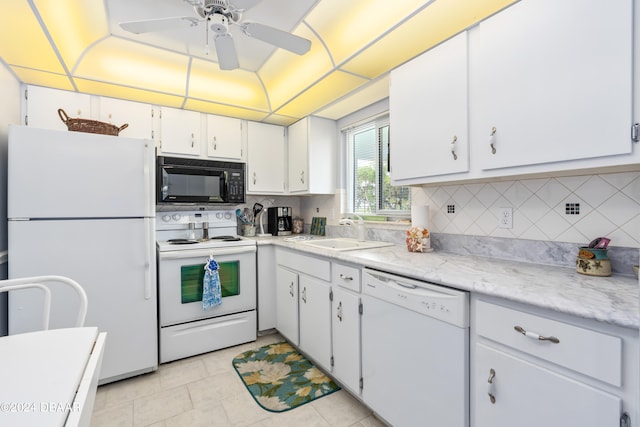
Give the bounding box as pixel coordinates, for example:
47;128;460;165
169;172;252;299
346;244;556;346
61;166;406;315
119;0;312;70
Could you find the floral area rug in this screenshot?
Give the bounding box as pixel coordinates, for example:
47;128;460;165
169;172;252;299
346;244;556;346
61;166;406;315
232;341;340;412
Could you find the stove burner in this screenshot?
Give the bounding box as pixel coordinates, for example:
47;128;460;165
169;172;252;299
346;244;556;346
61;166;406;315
209;235;242;242
167;239;199;245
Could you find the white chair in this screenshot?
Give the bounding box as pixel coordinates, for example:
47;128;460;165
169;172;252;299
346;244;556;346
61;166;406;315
0;276;104;427
0;275;88;329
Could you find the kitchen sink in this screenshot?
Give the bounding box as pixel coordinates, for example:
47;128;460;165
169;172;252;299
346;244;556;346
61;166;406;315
297;238;394;251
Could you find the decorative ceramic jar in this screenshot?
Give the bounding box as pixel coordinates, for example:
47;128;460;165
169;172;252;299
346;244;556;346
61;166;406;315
405;227;431;253
576;247;611;277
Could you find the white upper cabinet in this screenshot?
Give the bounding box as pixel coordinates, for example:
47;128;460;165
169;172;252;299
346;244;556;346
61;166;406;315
98;97;153;140
247;121;286;194
287;116;336;194
23;85;91;132
206;115;242;160
158;106;201;156
390;31;469;183
471;0;633;170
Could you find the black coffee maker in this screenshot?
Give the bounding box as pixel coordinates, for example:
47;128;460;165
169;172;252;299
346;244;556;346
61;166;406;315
267;207;292;236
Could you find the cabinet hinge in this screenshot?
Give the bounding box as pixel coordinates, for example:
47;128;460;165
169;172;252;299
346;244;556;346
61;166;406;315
359;302;363;315
24;115;28;126
632;123;639;143
359;377;363;391
151;109;154;118
24;88;28;100
329;290;333;301
620;412;630;427
330;356;334;368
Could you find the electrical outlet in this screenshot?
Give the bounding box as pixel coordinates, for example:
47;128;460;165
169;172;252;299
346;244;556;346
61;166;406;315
499;207;513;229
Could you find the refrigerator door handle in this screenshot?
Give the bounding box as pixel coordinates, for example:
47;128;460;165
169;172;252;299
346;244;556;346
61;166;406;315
144;219;153;300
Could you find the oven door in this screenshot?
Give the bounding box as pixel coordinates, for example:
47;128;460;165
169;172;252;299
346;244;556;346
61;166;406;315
158;246;256;327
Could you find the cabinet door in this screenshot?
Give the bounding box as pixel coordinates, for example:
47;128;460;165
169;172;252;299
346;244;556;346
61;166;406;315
206;115;242;160
331;287;361;394
24;86;91;132
299;276;332;371
473;0;632;170
275;266;299;345
287;118;308;193
390;31;468;183
247;121;285;194
98;97;153;140
159;107;201;156
474;344;621;427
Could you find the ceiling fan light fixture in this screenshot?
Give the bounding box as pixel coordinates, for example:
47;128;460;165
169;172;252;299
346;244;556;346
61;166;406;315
210;13;229;34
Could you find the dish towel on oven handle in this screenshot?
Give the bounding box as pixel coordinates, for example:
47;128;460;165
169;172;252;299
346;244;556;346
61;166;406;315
202;256;222;310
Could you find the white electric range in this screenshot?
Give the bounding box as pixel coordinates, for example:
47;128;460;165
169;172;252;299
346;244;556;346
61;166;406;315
156;210;256;363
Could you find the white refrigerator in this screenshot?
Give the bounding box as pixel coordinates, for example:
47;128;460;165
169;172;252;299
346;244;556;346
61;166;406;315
7;125;157;384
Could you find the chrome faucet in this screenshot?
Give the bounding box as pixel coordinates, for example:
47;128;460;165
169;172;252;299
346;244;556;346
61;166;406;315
339;213;366;241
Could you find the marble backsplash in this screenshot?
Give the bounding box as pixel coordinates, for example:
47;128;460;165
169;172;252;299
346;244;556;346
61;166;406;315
324;224;639;277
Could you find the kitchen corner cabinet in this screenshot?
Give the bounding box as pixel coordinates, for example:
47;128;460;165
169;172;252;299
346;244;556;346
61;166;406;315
98;97;153;140
471;295;638;427
247;121;286;194
287;116;337;194
206;115;242;160
471;0;633;171
390;31;469;184
23;85;91;132
158;106;201;156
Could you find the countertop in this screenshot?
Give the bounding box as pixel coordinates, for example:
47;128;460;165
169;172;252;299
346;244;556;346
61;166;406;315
254;236;639;330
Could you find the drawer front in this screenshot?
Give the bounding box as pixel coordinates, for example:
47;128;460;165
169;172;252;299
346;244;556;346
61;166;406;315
475;300;621;386
332;263;361;292
276;249;330;281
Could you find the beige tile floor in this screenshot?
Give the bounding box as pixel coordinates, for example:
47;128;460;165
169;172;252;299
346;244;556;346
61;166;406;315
91;333;386;427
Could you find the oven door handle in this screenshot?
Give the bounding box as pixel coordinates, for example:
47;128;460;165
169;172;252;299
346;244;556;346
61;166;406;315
159;246;256;260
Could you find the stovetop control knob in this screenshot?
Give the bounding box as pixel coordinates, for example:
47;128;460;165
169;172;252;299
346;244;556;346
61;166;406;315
216;212;223;219
224;212;232;220
172;214;181;222
161;215;171;222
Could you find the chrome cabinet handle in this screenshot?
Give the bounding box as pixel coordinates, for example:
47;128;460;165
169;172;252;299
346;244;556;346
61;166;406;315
300;170;305;184
253;172;257;185
191;132;195;148
487;368;496;404
451;135;458;160
289;282;294;298
514;325;560;344
301;286;307;303
339;274;353;281
337;301;343;322
489;127;497;154
212;136;217;150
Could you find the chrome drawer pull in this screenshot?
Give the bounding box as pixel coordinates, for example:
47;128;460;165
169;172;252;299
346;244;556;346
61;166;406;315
487;368;496;404
514;325;560;344
339;274;353;281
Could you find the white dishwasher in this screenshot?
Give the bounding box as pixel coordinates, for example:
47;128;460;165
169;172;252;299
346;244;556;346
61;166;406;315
361;268;469;427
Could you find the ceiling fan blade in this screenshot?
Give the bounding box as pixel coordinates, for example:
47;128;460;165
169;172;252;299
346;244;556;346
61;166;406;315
243;22;311;55
120;17;199;34
230;0;262;11
215;35;240;70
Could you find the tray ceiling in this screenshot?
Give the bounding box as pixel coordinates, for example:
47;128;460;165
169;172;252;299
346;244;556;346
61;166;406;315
0;0;516;125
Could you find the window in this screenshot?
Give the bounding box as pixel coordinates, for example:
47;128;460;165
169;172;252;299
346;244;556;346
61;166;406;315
344;115;411;218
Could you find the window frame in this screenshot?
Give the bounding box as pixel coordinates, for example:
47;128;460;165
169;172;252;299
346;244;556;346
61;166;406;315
343;114;410;220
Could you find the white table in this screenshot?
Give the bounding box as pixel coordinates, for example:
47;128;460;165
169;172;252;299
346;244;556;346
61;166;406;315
0;327;106;426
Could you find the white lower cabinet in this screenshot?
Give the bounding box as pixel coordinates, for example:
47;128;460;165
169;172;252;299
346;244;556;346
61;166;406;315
472;296;637;427
275;265;299;345
299;276;332;371
474;344;621;427
331;285;361;395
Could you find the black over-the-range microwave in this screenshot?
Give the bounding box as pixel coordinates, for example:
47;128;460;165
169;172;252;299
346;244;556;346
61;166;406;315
156;156;245;205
